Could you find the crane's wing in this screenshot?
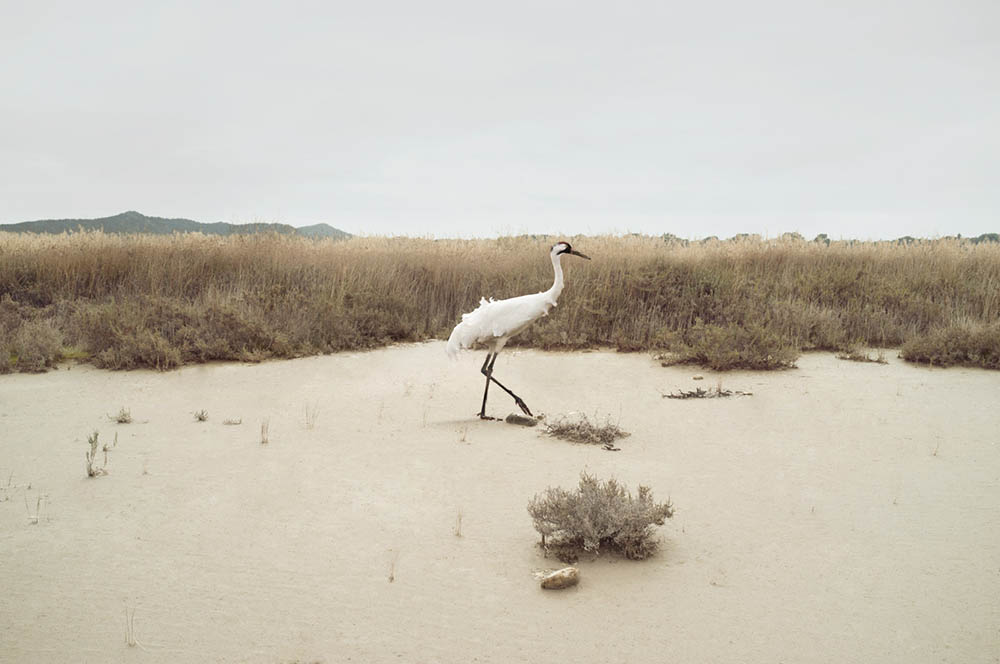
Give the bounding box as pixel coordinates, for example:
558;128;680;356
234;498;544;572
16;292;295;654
446;293;555;358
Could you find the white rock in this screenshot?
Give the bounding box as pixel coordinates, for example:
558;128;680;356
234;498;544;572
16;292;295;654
540;567;579;590
505;414;538;427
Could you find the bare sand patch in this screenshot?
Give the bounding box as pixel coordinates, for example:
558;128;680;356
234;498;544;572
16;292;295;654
1;344;998;662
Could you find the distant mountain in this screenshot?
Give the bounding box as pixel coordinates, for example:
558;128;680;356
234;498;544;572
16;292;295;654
0;210;351;240
295;223;350;239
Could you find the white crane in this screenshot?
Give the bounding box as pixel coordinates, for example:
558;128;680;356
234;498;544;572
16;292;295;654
446;241;591;419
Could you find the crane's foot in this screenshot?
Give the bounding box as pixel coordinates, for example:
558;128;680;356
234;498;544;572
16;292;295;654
514;398;533;418
478;412;497;421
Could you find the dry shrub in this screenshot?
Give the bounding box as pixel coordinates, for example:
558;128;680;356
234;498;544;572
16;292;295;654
94;330;181;371
543;414;630;447
664;321;799;370
2;319;64;373
663;385;752;398
901;322;1000;369
0;294;64;373
528;473;674;562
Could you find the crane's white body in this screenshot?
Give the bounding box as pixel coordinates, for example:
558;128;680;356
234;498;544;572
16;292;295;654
446;245;568;359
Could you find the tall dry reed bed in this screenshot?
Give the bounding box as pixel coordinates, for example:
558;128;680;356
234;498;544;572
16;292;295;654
1;231;998;372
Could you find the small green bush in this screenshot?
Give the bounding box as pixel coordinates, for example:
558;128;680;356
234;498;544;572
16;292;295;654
527;473;674;562
901;323;1000;369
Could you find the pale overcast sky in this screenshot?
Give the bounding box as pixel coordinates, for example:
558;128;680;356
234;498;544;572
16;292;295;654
1;0;997;239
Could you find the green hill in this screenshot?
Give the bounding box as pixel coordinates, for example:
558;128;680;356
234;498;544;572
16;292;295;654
0;210;351;239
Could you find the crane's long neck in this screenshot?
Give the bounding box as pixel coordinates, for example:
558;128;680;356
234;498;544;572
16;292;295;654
545;252;564;303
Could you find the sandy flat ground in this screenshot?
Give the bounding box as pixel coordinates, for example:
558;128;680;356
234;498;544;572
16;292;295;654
1;343;998;663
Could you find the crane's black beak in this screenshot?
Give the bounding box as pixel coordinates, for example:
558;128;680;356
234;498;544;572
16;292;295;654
568;249;591;260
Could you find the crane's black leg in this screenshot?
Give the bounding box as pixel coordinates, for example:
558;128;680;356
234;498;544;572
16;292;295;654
478;352;495;420
481;352;533;417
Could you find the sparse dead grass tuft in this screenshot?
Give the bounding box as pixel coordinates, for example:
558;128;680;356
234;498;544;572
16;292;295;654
85;431;109;477
544;413;630;449
124;607;137;648
24;491;46;525
304;402;319;429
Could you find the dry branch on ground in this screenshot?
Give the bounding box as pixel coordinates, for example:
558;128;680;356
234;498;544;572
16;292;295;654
543;414;629;450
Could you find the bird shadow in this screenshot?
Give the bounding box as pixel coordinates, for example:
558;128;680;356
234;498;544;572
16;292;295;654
428;415;531;428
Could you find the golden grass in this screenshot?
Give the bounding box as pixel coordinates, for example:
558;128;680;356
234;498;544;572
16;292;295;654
1;231;998;371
